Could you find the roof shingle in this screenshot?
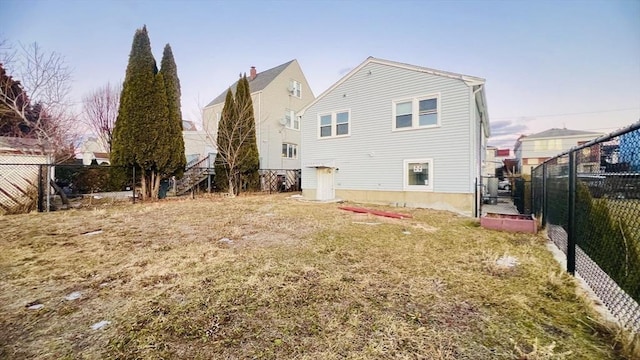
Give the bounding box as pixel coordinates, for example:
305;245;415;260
205;60;295;108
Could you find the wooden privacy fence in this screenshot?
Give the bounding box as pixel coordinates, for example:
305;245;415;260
0;157;49;215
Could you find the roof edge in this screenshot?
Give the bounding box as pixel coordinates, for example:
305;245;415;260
298;57;485;117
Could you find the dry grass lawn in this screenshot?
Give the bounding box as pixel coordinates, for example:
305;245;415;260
0;194;634;359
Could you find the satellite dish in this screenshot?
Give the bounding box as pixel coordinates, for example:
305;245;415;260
279;118;288;126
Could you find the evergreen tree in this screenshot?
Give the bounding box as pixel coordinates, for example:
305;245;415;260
111;25;168;200
159;44;186;179
148;71;171;196
214;89;235;193
235;75;260;191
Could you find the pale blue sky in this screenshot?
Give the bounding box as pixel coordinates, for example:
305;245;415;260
2;0;639;148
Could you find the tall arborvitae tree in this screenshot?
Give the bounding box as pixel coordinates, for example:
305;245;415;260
148;71;171;197
159;44;186;179
112;25;177;200
235;75;260;191
214;89;234;193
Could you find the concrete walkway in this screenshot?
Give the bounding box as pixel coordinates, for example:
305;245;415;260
481;193;519;216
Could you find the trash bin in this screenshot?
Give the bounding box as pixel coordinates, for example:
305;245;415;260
158;179;170;199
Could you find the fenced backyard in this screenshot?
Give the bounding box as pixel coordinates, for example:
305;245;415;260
0;194;636;359
532;121;640;334
0;162;302;214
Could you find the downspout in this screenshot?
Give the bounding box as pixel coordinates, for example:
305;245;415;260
257;92;262;168
473;85;484;218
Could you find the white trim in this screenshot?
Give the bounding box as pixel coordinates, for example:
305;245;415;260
298;57;485;117
305;159;336;168
403;158;434;191
289;79;302;99
284;109;299;130
391;94;441;131
281;142;298;159
317;109;351;139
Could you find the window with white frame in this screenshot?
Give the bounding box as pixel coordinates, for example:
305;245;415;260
290;80;302;98
336;111;349;136
318;110;350;138
403;159;433;191
284;109;299;130
393;95;440;130
282;143;298;159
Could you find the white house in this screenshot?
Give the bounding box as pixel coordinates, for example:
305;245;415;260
299;57;489;216
514;128;605;175
182;120;216;165
203;60;314;170
78;137;110;165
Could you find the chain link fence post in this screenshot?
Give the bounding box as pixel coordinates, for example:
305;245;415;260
37;164;44;213
541;163;547;226
567;149;577;275
132;166;136;204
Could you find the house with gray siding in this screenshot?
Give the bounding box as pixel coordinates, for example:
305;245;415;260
298;57;489;216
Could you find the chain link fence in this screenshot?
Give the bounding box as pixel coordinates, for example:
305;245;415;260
1;162;303;214
0;163;138;214
532;122;640;333
512;177;532;215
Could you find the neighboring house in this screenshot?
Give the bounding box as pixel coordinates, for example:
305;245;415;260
298;57;489;217
494;148;514;176
514;128;604;175
203;59;315;170
78;137;110;165
182;120;216;165
484;145;498;177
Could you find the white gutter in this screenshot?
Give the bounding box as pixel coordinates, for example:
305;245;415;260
473;85;484;217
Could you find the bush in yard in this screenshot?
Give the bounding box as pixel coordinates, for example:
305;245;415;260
73;162;111;194
575;182;640;301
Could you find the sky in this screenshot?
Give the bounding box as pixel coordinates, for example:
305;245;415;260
2;0;639;149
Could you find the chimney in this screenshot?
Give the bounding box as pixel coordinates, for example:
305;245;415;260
250;66;257;80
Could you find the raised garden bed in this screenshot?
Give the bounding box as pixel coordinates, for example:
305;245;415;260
481;212;537;233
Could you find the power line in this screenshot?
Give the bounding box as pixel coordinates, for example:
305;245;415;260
492;107;640;120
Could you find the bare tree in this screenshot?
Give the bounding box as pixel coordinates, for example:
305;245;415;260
0;41;77;162
81;82;121;153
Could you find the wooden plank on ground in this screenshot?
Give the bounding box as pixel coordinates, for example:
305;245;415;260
338;206;412;219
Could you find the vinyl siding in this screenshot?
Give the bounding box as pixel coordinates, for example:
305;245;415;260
302;62;474;193
258;61;314;169
202;60;314;170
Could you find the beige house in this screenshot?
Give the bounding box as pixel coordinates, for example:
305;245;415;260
514;128;604;175
203;60;314;169
483;145;498;177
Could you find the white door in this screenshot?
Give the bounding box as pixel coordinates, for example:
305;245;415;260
316;168;335;201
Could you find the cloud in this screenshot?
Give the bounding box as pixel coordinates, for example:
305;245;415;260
490;118;531;137
488;134;520;150
488;117;535;150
